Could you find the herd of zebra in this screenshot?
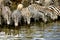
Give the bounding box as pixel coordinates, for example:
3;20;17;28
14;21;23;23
0;0;60;26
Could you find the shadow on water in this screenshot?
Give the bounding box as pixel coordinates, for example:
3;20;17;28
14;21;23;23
0;20;60;40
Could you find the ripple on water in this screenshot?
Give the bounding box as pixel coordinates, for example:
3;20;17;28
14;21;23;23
0;21;60;40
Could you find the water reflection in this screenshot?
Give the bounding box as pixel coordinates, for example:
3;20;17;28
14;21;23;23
0;21;60;40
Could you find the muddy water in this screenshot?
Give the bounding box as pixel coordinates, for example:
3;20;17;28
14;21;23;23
0;21;60;40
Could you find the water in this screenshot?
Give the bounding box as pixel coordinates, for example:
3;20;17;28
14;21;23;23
0;21;60;40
